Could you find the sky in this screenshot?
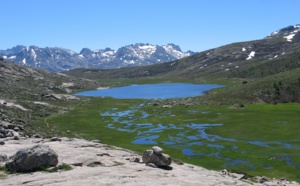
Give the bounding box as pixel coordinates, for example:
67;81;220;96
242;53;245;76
1;0;300;53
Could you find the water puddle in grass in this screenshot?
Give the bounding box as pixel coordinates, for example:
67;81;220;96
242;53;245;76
276;120;289;124
100;103;300;174
225;160;256;169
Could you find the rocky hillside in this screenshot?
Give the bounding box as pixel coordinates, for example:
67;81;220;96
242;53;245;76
0;43;195;72
0;58;99;136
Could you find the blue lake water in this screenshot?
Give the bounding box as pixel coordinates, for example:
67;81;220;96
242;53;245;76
75;83;224;99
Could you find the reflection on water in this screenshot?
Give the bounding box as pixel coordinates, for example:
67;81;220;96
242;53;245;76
100;103;300;171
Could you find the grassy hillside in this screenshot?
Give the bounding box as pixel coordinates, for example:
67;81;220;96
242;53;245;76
194;68;300;105
65;49;300;104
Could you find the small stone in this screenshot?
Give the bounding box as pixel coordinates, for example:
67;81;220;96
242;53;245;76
13;127;20;132
32;134;41;138
13;136;20;140
0;140;5;145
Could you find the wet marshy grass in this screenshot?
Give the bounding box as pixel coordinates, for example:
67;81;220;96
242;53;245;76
43;97;300;180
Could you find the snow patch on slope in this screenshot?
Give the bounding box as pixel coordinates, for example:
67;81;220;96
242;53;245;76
246;51;255;60
284;34;296;42
30;49;37;61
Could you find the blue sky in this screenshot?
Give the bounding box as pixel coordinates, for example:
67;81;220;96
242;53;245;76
1;0;299;53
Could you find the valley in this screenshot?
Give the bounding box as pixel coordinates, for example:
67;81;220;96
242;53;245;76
1;24;300;183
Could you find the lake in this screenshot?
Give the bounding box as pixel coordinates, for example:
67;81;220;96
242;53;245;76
75;83;224;99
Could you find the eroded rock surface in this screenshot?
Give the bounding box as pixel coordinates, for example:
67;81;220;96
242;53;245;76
0;138;299;186
5;144;58;172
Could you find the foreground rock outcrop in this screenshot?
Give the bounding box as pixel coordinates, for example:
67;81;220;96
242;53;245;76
5;144;58;172
0;137;299;186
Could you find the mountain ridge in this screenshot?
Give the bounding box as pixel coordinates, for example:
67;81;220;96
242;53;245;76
0;43;195;72
66;24;300;79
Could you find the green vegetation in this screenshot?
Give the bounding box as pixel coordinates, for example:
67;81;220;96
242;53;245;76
230;52;300;78
0;166;6;179
194;68;300;105
46;163;73;172
31;96;300;181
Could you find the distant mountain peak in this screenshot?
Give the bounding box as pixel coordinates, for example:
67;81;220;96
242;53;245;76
164;43;182;51
0;43;195;72
80;48;93;55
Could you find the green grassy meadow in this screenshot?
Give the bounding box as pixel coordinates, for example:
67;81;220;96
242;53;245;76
34;96;300;181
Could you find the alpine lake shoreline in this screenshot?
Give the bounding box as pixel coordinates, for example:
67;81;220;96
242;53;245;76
27;79;300;182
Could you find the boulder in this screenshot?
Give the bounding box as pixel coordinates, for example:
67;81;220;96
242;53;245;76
44;93;79;101
142;146;172;167
5;145;58;172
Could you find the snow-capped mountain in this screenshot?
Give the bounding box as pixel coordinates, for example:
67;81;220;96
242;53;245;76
265;24;300;42
68;24;300;81
0;43;195;72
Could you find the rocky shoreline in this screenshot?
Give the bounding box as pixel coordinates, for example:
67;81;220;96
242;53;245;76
1;137;299;186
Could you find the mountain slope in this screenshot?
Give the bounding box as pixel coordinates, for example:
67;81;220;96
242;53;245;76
0;43;195;72
0;58;99;134
66;24;300;79
64;24;300;104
